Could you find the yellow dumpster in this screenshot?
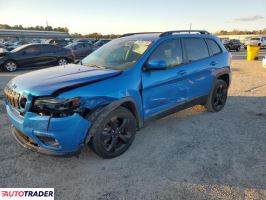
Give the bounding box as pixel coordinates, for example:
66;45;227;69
247;45;260;61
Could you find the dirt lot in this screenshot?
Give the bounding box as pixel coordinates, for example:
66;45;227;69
0;61;266;200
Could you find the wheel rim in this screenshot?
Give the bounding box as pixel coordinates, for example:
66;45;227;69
101;117;132;153
5;61;17;71
213;84;227;110
58;58;67;65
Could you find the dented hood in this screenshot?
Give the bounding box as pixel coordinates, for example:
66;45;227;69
8;64;122;96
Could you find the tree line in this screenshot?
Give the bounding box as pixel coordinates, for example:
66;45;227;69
71;32;120;39
0;24;120;38
0;24;69;33
215;28;266;35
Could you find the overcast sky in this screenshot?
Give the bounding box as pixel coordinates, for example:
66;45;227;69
0;0;265;34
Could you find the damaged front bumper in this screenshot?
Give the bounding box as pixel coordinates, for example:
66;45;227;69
6;103;91;156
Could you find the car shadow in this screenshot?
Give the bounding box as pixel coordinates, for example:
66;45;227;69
0;96;266;199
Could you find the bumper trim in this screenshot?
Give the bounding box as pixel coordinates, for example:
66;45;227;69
12;126;81;157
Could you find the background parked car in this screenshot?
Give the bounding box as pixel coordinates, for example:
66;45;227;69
244;37;264;49
74;38;96;44
0;44;74;72
0;43;7;50
65;42;95;60
220;37;230;45
45;39;69;47
6;40;29;51
93;39;111;48
260;36;266;48
224;39;242;51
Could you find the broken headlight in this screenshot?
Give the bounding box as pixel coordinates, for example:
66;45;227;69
32;97;81;117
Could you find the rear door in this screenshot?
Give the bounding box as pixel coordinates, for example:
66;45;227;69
182;38;218;100
141;38;191;119
40;44;60;66
17;45;44;68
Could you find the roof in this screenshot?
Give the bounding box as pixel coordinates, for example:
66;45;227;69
120;33;161;41
119;30;212;42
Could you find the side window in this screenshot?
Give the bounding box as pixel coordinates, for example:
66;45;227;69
24;46;39;53
83;43;91;48
183;38;209;61
76;44;83;49
43;45;55;52
206;39;222;56
148;39;183;68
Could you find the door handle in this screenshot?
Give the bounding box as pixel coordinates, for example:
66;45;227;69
177;70;186;75
210;61;217;66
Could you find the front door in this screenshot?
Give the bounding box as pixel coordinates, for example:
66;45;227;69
141;38;190;119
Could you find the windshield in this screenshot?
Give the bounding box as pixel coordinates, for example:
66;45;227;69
82;39;152;70
65;43;76;48
11;44;30;52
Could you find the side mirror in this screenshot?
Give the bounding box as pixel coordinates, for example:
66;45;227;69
146;59;167;70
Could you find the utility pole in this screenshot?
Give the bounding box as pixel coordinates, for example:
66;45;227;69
189;23;192;33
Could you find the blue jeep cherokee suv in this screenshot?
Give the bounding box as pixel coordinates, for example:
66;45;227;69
4;30;231;158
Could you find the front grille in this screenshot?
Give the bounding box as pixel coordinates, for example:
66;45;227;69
4;86;26;110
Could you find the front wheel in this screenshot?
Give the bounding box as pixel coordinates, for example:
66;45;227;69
58;58;68;65
4;60;17;72
205;79;228;112
88;107;137;159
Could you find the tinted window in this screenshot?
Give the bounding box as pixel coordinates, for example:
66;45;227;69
206;39;222;55
42;45;57;52
24;45;41;53
83;43;91;48
149;39;183;68
75;44;83;49
184;38;209;61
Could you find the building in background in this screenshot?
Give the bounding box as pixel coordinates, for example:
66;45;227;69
0;29;70;43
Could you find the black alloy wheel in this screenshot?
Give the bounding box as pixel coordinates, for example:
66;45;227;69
88;107;136;158
101;117;131;153
206;79;228;112
212;82;228;111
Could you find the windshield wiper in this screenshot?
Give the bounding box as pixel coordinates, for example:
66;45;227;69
83;63;108;69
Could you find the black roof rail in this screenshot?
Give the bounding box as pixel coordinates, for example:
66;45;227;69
159;30;210;37
120;32;161;38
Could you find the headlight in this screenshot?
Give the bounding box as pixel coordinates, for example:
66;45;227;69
33;97;80;117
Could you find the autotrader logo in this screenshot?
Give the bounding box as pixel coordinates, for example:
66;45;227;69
0;188;54;200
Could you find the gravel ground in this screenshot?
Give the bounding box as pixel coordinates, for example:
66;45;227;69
0;61;266;200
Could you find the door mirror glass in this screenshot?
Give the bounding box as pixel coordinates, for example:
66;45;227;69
146;59;167;70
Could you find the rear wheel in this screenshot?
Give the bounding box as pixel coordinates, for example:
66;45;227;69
58;57;68;65
4;60;17;72
205;79;228;112
88;107;136;158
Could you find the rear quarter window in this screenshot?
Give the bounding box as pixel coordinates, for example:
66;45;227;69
206;39;222;56
183;38;209;62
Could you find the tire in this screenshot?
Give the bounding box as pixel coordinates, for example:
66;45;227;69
205;79;228;112
88;107;137;159
3;60;17;72
58;57;68;65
